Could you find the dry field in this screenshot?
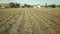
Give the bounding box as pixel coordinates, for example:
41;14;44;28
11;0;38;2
0;8;60;34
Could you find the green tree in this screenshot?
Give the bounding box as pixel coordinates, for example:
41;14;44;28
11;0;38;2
9;2;15;8
45;3;47;8
9;2;20;8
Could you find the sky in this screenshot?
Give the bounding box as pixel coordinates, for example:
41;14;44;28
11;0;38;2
0;0;60;5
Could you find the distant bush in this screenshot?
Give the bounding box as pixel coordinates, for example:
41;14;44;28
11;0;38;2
57;5;60;7
0;6;1;7
24;4;33;8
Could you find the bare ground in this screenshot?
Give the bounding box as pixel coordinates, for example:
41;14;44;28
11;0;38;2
0;8;60;34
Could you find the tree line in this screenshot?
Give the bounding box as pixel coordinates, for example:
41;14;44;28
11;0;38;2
45;3;60;8
9;2;33;8
9;3;60;8
0;2;60;8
